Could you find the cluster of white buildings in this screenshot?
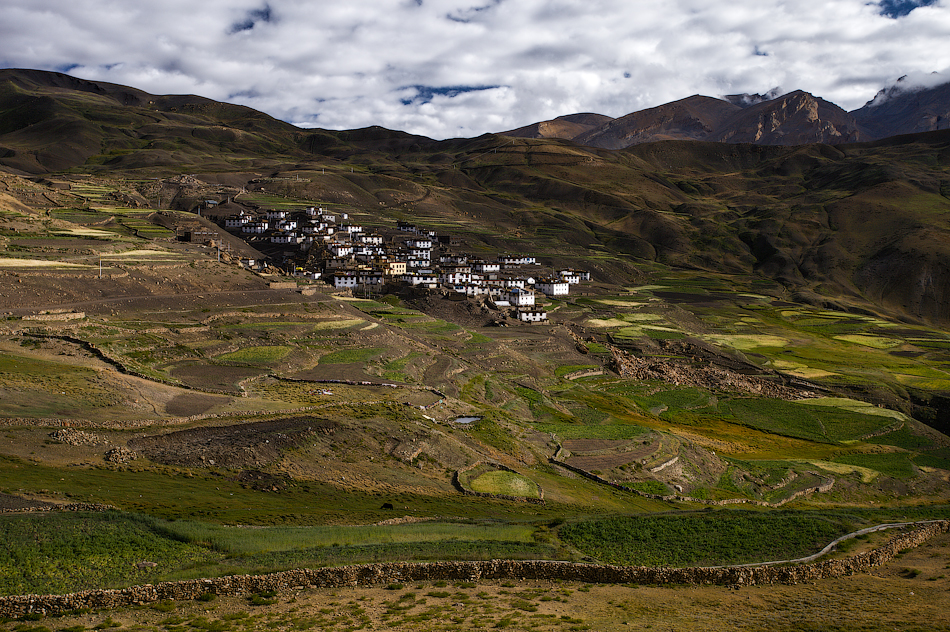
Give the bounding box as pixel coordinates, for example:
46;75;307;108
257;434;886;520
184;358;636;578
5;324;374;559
221;209;590;323
225;207;352;246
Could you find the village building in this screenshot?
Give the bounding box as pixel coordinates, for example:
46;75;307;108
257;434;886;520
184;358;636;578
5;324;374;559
499;254;538;266
507;287;536;306
384;260;407;276
536;277;570;296
331;270;359;288
358;270;384;286
225;212;252;229
472;260;501;273
518;308;548;323
406;237;433;250
242;220;270;234
559;269;591;283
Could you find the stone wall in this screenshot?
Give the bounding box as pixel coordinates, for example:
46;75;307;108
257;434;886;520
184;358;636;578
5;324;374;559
2;521;944;617
0;502;115;515
21;312;85;322
550;459;834;508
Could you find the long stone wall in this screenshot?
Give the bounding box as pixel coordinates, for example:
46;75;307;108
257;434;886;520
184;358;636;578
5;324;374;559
1;521;945;618
0;502;115;514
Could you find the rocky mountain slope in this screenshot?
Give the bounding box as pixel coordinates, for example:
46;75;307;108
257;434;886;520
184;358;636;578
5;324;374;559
852;76;950;138
505;78;950;149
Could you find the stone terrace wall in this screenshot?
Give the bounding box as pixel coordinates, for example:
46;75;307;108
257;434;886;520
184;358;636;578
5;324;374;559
550;459;834;507
1;521;945;618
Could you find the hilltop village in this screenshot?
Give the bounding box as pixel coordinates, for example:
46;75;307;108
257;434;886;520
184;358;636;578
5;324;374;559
215;205;590;323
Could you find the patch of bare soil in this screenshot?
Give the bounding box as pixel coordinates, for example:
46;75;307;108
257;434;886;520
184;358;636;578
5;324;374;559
290;364;381;382
128;416;337;470
0;492;57;511
164;392;234;416
170;364;266;393
401;292;496;328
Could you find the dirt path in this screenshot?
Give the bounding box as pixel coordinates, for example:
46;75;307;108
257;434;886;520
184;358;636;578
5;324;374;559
715;520;946;568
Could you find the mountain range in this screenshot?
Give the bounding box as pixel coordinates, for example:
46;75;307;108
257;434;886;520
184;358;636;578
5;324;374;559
504;79;950;149
2;68;950;175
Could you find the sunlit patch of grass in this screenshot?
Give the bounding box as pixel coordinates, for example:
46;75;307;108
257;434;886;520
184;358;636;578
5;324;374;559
0;257;93;268
585;318;628;328
468;471;540;499
310;318;366;331
809;460;880;483
833;334;902;349
892;369;950;390
795;397;907;421
770;359;838;379
591;299;649;307
832;452;918;478
703;334;789;350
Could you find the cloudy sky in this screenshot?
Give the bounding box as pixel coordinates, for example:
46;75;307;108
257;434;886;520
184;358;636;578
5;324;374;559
2;0;949;139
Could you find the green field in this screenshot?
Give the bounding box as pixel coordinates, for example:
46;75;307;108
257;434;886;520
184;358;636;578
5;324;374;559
468;471;541;499
559;511;854;566
0;512;554;595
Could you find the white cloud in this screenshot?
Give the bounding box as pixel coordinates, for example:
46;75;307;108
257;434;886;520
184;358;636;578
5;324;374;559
1;0;949;138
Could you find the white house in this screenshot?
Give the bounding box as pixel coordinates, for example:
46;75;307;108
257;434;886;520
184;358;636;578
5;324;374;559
558;270;582;285
225;213;252;229
518;308;547;323
440;270;472;285
499;254;537;266
271;231;300;244
359;234;384;246
406;238;433;249
472;260;501;273
331;271;359;288
358;270;384;285
536;278;570;296
328;243;354;258
560;269;591;282
507;288;535;306
243;221;270;234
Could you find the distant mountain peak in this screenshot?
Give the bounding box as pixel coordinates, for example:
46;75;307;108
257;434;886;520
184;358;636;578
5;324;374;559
852;72;950;137
862;71;949;109
721;87;783;108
